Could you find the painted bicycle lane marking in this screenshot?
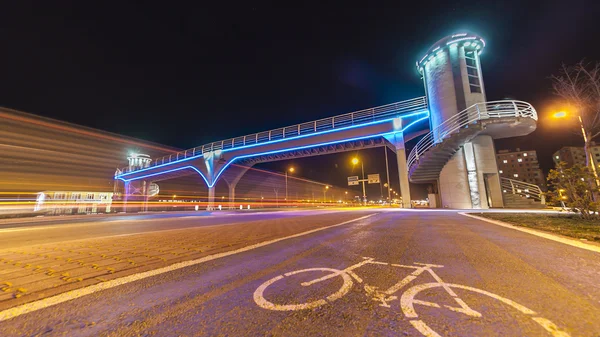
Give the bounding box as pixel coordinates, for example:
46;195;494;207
253;257;570;337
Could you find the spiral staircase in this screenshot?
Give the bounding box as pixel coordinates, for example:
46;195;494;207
407;100;538;183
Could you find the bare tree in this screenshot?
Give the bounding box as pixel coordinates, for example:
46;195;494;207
551;61;600;177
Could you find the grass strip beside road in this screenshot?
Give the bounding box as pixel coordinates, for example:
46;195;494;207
477;213;600;242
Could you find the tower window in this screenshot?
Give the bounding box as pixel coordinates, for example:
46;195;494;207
465;51;482;93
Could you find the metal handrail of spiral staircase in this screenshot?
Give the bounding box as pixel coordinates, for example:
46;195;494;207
500;177;545;204
406;100;538;172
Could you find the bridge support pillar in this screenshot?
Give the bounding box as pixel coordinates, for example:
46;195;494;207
221;164;252;210
228;185;236;210
123;181;130;213
207;186;216;210
384;129;411;208
142;180;149;212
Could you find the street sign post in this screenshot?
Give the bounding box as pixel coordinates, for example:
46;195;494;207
368;174;380;184
347;176;359;186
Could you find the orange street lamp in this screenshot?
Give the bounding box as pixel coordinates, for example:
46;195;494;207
323;185;329;203
351;157;367;206
552;111;567;118
553;110;600;185
285;167;295;201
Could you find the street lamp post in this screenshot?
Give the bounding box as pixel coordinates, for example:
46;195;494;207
285;167;295;204
323;185;329;203
352;157;367;206
553;111;600;186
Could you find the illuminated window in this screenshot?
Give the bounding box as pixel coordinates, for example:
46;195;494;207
499;170;503;174
523;153;528;157
514;174;519;178
517;158;522;162
503;160;508;164
86;193;94;200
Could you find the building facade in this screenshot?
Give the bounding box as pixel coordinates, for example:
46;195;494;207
497;149;545;188
553;143;600;168
34;191;113;215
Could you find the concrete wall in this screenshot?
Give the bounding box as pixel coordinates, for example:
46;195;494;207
424;49;457;142
438;148;472;209
472;135;503;208
438;136;503;209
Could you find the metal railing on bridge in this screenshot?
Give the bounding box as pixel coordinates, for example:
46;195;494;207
407;100;538;172
500;177;545;204
120;97;428;174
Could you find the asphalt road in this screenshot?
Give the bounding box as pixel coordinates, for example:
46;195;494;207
0;210;599;336
0;209;347;248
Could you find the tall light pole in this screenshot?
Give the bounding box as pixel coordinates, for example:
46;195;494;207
323;185;329;203
553;111;600;186
352;157;367;206
285;167;295;203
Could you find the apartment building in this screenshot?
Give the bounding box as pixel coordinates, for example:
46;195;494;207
496;148;545;188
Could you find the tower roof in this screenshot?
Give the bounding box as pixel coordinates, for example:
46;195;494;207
416;33;486;71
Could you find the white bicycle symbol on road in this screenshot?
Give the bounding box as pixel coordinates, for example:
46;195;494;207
254;257;570;337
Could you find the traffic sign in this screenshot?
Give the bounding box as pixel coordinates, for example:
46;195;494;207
348;176;360;186
368;174;380;184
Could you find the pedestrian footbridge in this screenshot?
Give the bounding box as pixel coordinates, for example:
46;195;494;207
115;32;542;210
116;97;430;208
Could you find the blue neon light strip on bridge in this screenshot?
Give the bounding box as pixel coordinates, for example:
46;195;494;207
117;109;429;180
116;112;430;187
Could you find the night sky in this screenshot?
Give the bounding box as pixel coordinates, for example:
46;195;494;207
3;1;600;194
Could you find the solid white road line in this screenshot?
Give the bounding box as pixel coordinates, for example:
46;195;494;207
0;213;376;322
0;216;218;234
460;213;600;253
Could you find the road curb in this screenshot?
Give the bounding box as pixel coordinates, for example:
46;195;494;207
460;212;600;254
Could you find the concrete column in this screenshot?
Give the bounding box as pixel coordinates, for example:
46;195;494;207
439;148;472;209
142;180;149;212
463;142;481;208
220;164;252;210
207;186;216;210
384;129;411;208
123;181;130;213
471;135;503;208
229;185;236;210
